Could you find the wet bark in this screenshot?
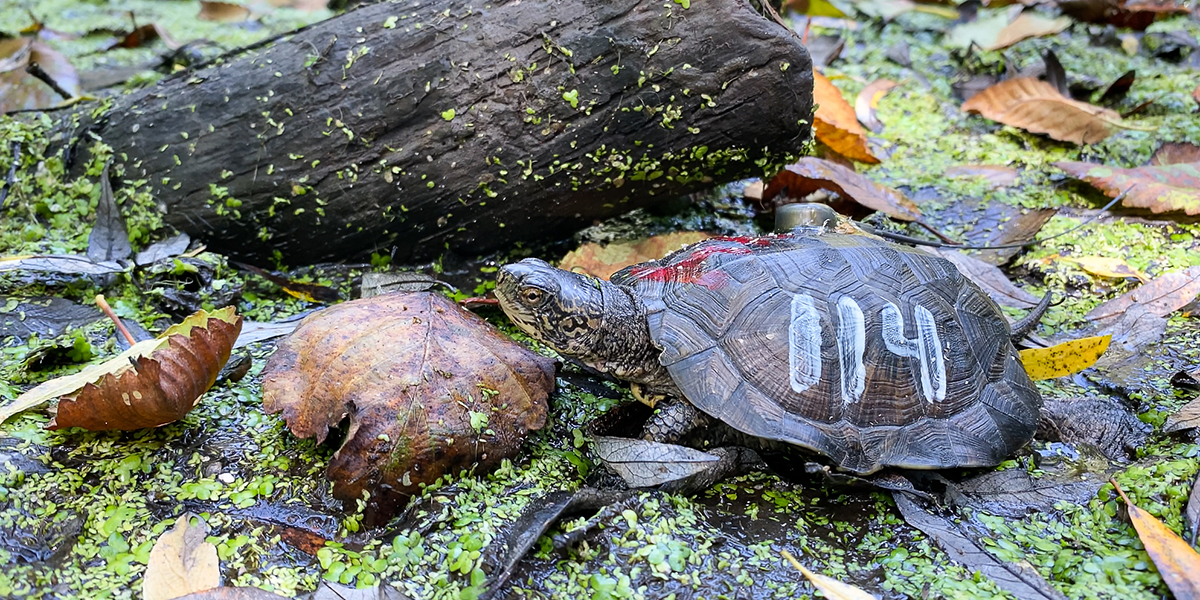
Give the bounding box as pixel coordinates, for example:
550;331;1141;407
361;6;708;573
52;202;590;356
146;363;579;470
81;0;813;263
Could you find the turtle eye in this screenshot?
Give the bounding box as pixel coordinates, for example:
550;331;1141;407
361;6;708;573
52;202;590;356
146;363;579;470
520;287;545;305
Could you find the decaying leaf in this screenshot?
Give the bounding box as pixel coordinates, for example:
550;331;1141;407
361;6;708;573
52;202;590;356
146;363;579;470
88;163;132;263
559;232;714;280
261;292;553;518
891;493;1069;600
962;77;1126;144
1055;160;1200;216
1019;335;1111;380
813;69;880;164
992;12;1071;50
1096;70;1136;106
946;11;1012;49
1085;266;1200;327
107;23;182;51
0;37;80;113
781;549;877;600
975;208;1057;266
198;1;253;22
0;254;125;275
944;164;1020;188
1188;475;1200;549
1057;255;1149;282
1057;0;1191;30
1150;142;1200;166
1165;397;1200;434
593;436;720;488
0;297;102;342
0;307;242;429
359;271;449;297
854;79;897;133
136;233;192;266
143;514;220;600
764;157;921;221
1112;482;1200;600
930;249;1039;308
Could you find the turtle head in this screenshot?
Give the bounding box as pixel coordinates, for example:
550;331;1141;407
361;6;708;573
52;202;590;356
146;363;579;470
496;258;609;359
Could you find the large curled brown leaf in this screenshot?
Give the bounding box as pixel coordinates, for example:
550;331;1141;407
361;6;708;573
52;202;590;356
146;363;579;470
52;308;242;430
261;292;553;517
962;77;1124;144
0;307;242;430
763;157;921;221
1054;160;1200;215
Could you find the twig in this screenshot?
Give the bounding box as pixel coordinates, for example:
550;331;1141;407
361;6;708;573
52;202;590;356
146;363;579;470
0;141;19;210
25;62;73;100
95;294;137;346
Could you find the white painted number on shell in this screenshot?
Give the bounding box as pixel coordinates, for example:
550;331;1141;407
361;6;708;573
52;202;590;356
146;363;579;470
788;294;822;393
788;296;947;404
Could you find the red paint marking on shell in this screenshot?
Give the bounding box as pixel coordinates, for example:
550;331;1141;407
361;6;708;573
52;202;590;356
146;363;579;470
628;243;752;288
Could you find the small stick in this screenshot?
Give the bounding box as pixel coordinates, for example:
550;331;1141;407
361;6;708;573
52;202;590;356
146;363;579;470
95;294;137;346
25;62;73;100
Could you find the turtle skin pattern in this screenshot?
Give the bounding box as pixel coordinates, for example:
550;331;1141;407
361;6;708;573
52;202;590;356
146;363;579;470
610;229;1042;475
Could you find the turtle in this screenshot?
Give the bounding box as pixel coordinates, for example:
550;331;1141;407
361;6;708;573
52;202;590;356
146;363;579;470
494;204;1043;475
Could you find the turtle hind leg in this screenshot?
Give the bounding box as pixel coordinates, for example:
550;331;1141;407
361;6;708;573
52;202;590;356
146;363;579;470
641;397;712;444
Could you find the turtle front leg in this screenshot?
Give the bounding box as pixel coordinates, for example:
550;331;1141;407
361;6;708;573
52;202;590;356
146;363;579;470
642;397;712;444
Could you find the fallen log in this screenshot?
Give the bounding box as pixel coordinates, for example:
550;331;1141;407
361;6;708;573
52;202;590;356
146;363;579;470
83;0;813;263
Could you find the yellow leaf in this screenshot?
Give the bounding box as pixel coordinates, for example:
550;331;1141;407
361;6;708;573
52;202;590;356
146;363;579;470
1060;256;1150;283
1019;335;1111;381
782;549;878;600
1112;482;1200;600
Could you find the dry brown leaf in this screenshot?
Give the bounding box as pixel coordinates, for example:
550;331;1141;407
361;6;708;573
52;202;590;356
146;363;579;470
990;12;1071;50
764;157;921;221
854;79;897;133
262;292;553;520
1059;256;1150;283
945;164;1020;188
143;514;220;600
1085;266;1200;327
109;24;182;51
1057;0;1191;30
1193;83;1200;109
814;69;880;164
198;1;253;22
1055;160;1200;215
559;232;714;280
1019;335;1111;380
962;77;1125;144
781;550;878;600
0;38;80;113
1112;482;1200;600
1164;397;1200;433
1150;142;1200;166
0;307;241;430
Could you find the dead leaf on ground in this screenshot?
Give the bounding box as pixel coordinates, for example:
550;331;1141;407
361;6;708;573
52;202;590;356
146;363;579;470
962;77;1127;144
1019;335;1111;380
781;549;877;600
107;23;182;51
1150;142;1200;166
1188;475;1200;549
198;1;253;22
764;157;921;221
0;297;102;342
892;493;1069;600
0;254;125;275
559;232;714;280
0;307;242;429
88;163;132;263
265;0;329;10
1096;70;1136;106
261;292;553;521
1057;255;1150;282
945;164;1020;188
1086;266;1200;327
854;79;897;133
1057;0;1191;30
949;466;1105;518
976;208;1057;266
136;233;192;266
143;514;220;600
813;69;880;164
1112;482;1200;599
1055;160;1200;215
231;261;339;303
991;11;1072;50
593;437;721;488
0;38;80;113
1165;396;1200;434
1193;83;1200;109
929;249;1040;308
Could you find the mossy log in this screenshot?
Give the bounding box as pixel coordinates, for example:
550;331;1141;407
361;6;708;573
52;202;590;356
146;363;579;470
84;0;813;263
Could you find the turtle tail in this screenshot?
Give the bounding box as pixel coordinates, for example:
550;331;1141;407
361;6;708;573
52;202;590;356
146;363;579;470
1010;292;1054;344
